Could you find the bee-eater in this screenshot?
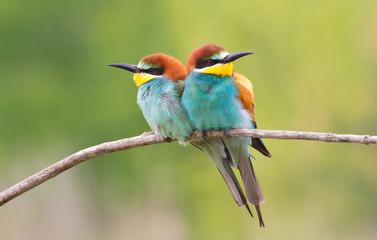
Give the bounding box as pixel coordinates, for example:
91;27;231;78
181;44;271;227
108;53;194;142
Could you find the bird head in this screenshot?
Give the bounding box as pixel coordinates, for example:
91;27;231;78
109;53;187;87
186;44;253;77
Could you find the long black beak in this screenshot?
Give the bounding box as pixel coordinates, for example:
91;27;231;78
222;51;254;63
108;63;140;73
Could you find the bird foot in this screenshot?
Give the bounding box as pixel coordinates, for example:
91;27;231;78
223;129;231;138
201;130;207;138
164;137;173;143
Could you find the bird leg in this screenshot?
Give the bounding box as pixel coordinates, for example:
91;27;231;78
201;130;208;138
223;129;231;138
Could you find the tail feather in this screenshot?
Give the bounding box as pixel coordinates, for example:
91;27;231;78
221;137;266;226
238;158;264;227
194;138;267;225
194;138;254;216
220;138;254;217
218;161;253;217
255;204;265;227
219;139;254;217
238;156;265;226
238;156;265;205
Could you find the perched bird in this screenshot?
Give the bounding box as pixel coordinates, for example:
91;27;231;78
108;53;194;142
181;44;271;227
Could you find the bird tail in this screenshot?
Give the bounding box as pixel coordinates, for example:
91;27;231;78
193;139;252;215
238;155;265;227
218;159;253;217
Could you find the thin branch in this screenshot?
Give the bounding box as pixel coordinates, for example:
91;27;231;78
0;129;376;206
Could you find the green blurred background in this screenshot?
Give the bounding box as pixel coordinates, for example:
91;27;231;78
1;0;376;239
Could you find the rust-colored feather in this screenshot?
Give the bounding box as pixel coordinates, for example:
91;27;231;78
234;71;271;158
142;53;188;81
233;71;256;121
186;44;225;72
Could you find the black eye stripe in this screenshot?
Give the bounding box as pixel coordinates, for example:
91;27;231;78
140;68;164;75
195;59;221;69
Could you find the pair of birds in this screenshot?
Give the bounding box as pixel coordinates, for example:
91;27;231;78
109;44;271;227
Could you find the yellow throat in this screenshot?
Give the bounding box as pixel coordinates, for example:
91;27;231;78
198;62;233;77
133;73;156;87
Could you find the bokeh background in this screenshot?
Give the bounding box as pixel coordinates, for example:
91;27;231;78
1;0;376;239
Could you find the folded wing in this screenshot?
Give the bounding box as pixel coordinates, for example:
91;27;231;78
233;71;271;158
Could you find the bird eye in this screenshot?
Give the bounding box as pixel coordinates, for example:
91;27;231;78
195;59;219;69
143;68;164;75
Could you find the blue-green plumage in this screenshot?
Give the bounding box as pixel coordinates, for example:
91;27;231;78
181;72;251;131
182;59;265;226
109;49;266;226
182;71;253;168
137;77;193;141
108;53;193;142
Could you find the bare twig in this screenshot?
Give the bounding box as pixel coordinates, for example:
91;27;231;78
0;129;376;206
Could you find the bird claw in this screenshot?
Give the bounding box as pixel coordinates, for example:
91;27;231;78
223;129;231;138
201;130;207;138
164;137;172;143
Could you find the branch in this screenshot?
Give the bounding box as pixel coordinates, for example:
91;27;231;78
0;129;376;206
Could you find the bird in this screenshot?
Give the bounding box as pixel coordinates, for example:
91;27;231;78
181;44;271;227
108;53;194;142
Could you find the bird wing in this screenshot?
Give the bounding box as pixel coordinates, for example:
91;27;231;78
233;71;271;158
233;71;256;121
